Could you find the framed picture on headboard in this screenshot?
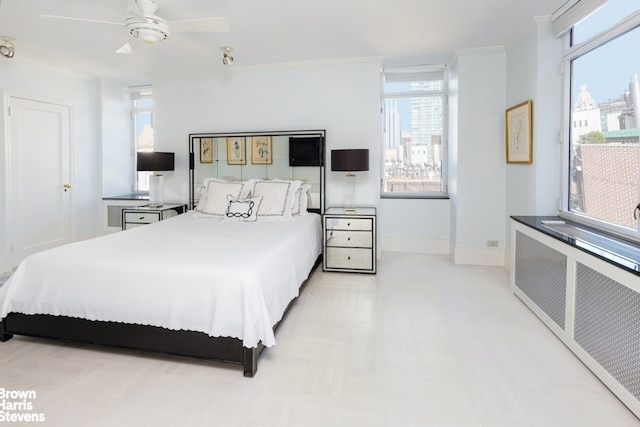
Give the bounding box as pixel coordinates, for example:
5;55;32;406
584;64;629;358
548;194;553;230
251;136;272;165
200;138;213;163
226;137;246;165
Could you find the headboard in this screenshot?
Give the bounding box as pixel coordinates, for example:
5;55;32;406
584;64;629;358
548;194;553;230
188;130;326;213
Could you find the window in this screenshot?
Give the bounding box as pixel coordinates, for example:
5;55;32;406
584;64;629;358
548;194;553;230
562;1;640;238
131;86;154;191
381;67;447;198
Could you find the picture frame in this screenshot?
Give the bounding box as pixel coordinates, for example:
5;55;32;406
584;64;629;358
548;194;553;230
200;137;213;163
251;136;272;165
505;100;533;164
226;137;246;165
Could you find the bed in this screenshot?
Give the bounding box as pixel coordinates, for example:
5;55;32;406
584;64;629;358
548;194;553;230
0;129;326;377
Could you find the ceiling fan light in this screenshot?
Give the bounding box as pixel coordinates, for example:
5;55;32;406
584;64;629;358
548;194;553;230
135;27;165;44
126;16;170;44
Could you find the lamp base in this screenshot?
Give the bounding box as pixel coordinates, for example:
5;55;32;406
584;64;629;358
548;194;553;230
149;174;164;207
344;173;356;207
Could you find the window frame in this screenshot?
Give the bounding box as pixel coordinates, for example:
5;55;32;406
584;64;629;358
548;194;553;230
130;86;154;191
380;67;448;199
559;7;640;240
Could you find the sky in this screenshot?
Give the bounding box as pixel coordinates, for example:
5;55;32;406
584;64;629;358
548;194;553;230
571;1;639;104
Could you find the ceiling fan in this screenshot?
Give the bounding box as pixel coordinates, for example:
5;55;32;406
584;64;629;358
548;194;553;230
41;0;229;55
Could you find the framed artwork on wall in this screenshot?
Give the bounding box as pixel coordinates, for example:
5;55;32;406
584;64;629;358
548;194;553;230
226;137;246;165
506;100;533;164
200;138;213;163
251;136;272;165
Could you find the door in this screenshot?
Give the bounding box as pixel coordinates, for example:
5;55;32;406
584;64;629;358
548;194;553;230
8;96;71;266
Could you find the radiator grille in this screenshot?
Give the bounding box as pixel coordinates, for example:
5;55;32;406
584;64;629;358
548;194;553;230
514;231;567;329
575;263;640;400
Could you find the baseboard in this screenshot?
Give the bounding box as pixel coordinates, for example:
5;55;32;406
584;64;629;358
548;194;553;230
381;237;450;254
504;248;512;271
451;244;506;266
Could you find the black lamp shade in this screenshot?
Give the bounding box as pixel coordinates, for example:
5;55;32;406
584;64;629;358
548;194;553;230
331;149;369;172
137;152;175;172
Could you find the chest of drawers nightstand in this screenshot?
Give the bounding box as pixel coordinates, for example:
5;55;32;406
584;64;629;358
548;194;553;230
121;203;187;230
323;207;376;274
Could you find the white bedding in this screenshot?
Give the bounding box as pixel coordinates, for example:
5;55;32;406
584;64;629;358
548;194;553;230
0;212;322;348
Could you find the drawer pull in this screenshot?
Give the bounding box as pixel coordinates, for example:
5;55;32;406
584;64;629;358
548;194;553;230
347;237;351;241
347;222;351;226
347;256;351;260
139;216;145;220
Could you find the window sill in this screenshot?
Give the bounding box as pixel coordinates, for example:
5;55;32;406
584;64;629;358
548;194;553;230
512;215;640;276
381;194;450;200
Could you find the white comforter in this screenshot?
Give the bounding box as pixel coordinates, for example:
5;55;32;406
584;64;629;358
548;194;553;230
0;212;322;348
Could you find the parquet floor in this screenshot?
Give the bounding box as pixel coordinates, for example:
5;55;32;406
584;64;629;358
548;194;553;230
1;253;638;426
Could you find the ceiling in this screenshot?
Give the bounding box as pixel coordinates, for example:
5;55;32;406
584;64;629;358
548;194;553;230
0;0;566;86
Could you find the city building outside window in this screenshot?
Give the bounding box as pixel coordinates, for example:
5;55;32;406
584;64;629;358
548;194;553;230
131;86;154;191
381;67;447;198
561;1;640;239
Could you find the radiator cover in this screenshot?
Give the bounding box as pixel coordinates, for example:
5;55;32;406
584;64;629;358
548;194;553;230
575;263;640;400
514;231;567;329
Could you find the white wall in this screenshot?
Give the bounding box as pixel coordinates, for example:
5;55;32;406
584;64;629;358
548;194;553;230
0;56;101;272
100;81;134;197
533;18;563;217
505;27;538;225
152;59;382;208
450;48;507;266
379;198;450;253
504;17;563;259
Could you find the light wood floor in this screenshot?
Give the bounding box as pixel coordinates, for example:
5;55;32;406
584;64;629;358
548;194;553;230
1;253;638;426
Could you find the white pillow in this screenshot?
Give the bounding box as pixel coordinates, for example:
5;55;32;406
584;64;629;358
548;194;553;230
201;179;252;217
194;186;207;212
291;184;312;216
224;195;262;222
251;179;301;221
194;178;223;212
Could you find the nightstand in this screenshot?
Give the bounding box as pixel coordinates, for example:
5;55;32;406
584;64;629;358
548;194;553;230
121;203;187;230
102;193;149;232
323;206;376;274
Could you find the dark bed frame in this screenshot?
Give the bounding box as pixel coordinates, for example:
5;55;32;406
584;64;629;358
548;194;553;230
0;256;321;377
0;129;326;377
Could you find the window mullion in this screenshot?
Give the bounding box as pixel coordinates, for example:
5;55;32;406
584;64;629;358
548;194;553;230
564;10;640;61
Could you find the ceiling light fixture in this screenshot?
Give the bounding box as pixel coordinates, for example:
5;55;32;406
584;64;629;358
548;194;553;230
0;38;14;59
220;46;234;65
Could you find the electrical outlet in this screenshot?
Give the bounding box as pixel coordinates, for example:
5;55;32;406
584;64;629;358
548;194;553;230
487;240;498;247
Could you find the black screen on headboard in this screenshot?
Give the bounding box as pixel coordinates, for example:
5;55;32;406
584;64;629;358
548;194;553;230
289;136;323;166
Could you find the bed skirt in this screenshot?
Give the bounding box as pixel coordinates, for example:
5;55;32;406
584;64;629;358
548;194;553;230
0;255;321;377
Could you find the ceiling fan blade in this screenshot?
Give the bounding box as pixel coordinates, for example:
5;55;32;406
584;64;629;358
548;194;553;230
41;14;123;26
116;38;143;54
167;17;229;33
168;34;212;57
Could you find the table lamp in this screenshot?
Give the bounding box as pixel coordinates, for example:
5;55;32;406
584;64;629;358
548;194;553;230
137;152;175;207
331;149;369;208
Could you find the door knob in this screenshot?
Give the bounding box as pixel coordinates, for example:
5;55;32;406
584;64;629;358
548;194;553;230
63;184;71;192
